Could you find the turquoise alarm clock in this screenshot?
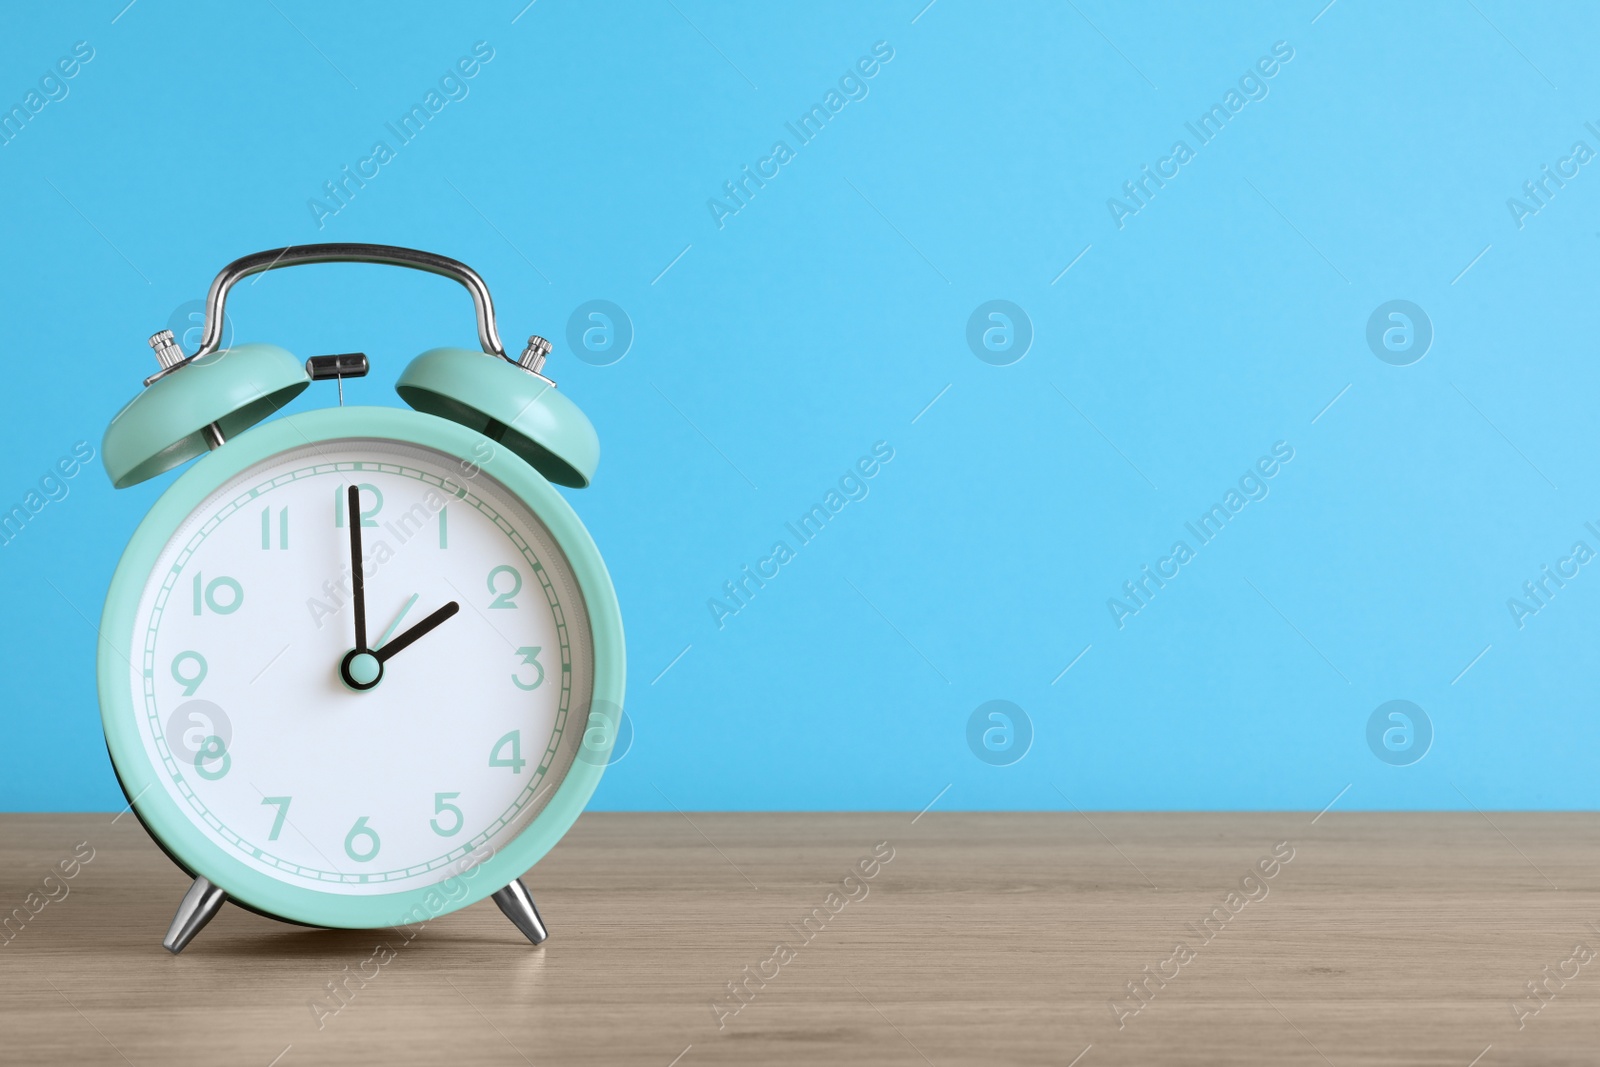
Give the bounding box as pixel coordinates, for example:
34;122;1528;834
96;245;625;953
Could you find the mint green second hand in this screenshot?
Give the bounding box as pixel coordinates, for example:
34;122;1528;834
374;593;419;650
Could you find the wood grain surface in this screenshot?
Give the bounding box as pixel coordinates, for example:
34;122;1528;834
0;810;1595;1065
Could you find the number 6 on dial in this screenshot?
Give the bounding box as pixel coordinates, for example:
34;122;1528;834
344;816;381;862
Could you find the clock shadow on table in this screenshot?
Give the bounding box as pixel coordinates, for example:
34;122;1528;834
187;910;544;962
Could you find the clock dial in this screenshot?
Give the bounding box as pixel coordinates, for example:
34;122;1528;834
123;437;596;895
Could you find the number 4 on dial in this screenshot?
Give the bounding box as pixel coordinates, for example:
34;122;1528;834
489;730;526;773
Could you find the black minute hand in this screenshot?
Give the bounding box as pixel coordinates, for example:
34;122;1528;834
347;484;369;651
375;602;460;663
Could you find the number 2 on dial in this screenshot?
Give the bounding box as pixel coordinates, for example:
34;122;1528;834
487;565;521;608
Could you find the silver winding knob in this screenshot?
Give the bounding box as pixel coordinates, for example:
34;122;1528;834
517;335;552;374
148;329;186;370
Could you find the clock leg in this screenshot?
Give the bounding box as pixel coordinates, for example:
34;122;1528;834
162;876;227;954
490;879;549;945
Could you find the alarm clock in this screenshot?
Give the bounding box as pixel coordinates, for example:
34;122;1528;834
96;244;625;953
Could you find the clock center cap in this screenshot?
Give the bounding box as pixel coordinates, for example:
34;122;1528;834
341;649;383;691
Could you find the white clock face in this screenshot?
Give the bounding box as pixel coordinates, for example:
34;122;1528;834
123;437;596;895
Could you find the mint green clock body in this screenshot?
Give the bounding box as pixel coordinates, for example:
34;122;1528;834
96;245;624;950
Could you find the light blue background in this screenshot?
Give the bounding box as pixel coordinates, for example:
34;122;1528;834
2;1;1595;811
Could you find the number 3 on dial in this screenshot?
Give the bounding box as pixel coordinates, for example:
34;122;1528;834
512;647;543;691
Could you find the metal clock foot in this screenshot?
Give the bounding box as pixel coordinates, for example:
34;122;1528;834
163;876;227;954
491;879;548;945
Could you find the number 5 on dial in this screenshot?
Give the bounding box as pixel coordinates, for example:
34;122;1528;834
430;792;464;836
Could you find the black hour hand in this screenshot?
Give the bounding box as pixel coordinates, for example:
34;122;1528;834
374;602;460;664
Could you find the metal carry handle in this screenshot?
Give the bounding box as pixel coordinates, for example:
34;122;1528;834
192;243;508;359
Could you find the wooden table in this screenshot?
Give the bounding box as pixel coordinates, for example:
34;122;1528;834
0;811;1594;1065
